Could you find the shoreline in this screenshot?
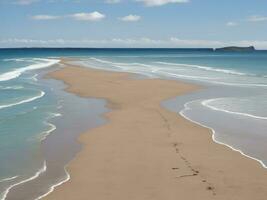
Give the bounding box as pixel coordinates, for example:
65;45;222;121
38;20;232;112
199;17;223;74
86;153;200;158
0;63;108;200
180;100;267;169
45;60;267;200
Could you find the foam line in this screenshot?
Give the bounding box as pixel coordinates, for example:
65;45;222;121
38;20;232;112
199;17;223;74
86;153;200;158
155;61;247;76
0;176;18;183
179;100;267;169
0;58;59;82
202;98;267;120
0;86;24;90
85;58;267;87
34;166;70;200
0;161;47;200
0;91;45;110
39;122;56;141
158;71;215;80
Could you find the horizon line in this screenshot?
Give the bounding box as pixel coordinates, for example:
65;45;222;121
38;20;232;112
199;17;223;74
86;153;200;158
0;47;265;50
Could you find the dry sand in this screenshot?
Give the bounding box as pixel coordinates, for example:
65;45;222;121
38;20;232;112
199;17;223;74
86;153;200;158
46;60;267;200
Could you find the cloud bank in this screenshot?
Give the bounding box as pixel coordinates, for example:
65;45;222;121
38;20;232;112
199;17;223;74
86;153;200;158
31;11;106;21
1;37;267;49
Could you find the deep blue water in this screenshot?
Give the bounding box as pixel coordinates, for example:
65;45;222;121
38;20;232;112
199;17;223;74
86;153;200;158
0;48;267;199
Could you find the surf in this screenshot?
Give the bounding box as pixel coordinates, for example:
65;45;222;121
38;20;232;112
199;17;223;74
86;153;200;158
154;61;248;76
202;98;267;120
0;161;47;200
180;100;267;169
0;91;45;110
0;58;59;82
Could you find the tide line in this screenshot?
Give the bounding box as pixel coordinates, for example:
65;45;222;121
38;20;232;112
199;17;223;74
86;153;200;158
34;166;70;200
0;176;18;183
0;91;45;110
0;161;47;200
179;100;267;169
202;98;267;120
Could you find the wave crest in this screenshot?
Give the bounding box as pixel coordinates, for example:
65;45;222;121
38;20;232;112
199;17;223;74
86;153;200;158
0;91;45;110
0;58;59;82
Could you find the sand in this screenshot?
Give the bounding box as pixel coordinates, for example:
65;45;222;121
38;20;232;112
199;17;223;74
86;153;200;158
46;60;267;200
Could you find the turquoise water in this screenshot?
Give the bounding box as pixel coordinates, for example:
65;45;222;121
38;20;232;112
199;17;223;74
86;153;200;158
0;59;60;176
0;49;108;200
0;48;267;199
0;56;61;199
75;50;267;119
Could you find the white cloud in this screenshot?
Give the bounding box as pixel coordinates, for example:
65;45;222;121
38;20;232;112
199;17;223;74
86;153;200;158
69;12;105;21
136;0;189;6
105;0;121;4
226;22;238;27
247;15;267;22
14;0;39;5
119;15;141;22
31;15;61;20
31;12;106;21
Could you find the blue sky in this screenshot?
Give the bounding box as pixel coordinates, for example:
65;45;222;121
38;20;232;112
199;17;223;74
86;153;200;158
0;0;267;48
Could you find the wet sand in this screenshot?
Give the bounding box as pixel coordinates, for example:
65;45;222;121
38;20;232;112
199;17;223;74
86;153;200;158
46;60;267;200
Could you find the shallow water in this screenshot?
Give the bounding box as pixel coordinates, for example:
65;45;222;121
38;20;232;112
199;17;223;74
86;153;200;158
5;70;108;200
0;52;109;199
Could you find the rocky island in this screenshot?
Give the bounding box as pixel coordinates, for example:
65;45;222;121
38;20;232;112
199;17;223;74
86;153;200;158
215;46;255;52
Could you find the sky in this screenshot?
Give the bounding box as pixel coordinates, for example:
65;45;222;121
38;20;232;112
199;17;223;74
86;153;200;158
0;0;267;48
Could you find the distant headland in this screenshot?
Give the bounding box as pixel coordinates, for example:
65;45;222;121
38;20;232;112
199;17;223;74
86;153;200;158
215;46;256;52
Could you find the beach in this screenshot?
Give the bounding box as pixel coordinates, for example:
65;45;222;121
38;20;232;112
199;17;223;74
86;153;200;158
45;60;267;200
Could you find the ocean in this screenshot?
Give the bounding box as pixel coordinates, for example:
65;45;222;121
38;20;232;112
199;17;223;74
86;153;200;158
0;48;267;199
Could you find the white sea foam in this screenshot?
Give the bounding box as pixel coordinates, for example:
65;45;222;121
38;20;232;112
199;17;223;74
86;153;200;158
88;58;267;87
87;58;267;86
31;74;38;82
202;98;267;120
0;91;45;110
155;61;247;76
0;58;60;82
179;100;267;169
3;58;26;62
88;57;112;64
0;85;24;90
209;80;267;87
28;112;61;142
0;70;21;82
0;176;18;183
34;166;70;200
87;58;212;79
40;112;63;141
39;122;56;141
0;161;47;200
157;71;215;80
88;57;154;68
50;113;62;118
111;54;228;58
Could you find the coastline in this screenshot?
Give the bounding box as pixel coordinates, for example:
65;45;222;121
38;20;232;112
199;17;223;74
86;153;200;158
0;64;108;200
45;60;267;200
